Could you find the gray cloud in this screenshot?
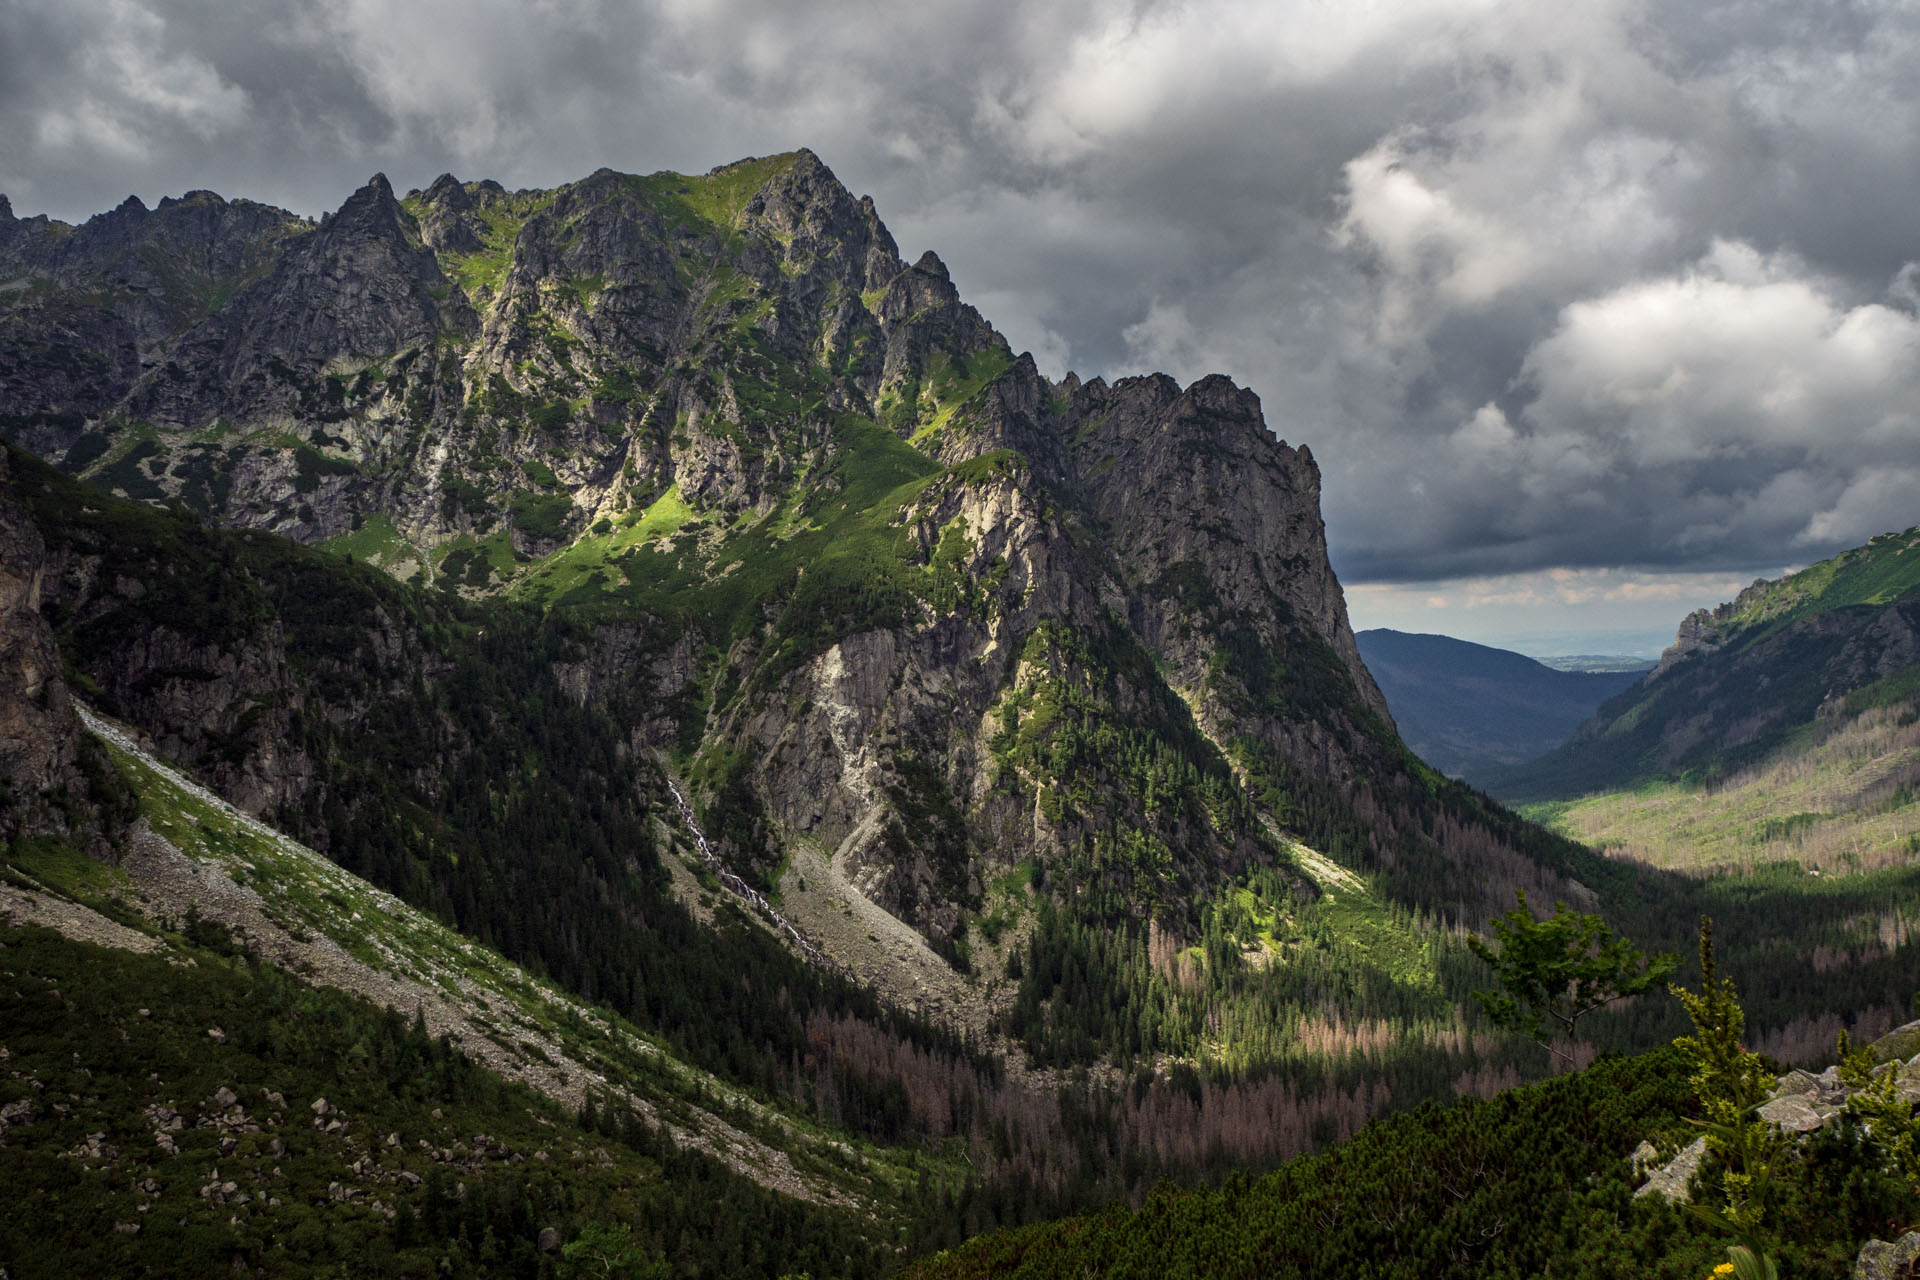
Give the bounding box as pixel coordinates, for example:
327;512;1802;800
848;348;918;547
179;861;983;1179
3;0;1917;593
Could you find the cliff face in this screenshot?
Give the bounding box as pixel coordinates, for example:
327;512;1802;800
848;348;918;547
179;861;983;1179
0;450;81;829
0;450;135;848
1;152;1580;960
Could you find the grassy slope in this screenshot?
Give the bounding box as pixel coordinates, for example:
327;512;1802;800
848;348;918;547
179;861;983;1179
0;926;892;1280
0;705;969;1277
1523;695;1920;875
1723;526;1920;628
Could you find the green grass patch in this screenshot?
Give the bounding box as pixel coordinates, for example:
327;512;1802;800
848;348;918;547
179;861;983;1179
907;347;1015;449
1724;524;1920;633
438;190;556;300
628;154;803;234
2;836;135;923
511;484;694;602
517;415;940;681
319;512;417;571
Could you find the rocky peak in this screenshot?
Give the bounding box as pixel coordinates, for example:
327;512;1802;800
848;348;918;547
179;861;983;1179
878;251;962;322
0;194;14;220
414;172;488;254
738;151;904;296
281;175;450;301
421;173;472;212
868;252;1007;411
327;174;415;244
912;249;952;284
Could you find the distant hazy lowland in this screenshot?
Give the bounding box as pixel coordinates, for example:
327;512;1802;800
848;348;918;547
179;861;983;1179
1533;654;1659;674
1355;629;1646;785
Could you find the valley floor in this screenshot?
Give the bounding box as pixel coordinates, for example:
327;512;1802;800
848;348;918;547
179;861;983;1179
1525;701;1920;876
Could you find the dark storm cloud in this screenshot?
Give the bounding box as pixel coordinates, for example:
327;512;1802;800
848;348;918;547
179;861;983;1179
4;0;1917;590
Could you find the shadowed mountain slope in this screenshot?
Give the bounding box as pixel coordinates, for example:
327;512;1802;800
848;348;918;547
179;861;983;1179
1490;527;1920;804
1355;628;1645;784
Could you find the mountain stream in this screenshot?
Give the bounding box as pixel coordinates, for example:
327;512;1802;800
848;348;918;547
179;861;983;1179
663;776;839;973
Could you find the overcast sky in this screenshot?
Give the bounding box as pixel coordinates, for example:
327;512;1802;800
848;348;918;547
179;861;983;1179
5;0;1918;654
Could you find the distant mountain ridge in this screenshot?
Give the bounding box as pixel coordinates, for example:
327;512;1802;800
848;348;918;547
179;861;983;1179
1354;629;1645;784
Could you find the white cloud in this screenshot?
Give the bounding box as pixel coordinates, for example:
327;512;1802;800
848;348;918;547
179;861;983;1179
1798;467;1920;548
30;0;248;159
1522;242;1920;466
5;0;1920;616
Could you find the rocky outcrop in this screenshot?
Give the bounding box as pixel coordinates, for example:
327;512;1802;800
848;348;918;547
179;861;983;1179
1630;1135;1705;1202
412;173;508;256
1651;575;1780;680
1855;1231;1920;1280
1634;1019;1920;1206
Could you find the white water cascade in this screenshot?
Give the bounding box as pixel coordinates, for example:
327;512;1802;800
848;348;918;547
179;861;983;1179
663;776;839;973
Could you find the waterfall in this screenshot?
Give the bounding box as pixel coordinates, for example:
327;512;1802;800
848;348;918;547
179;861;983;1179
663;776;838;972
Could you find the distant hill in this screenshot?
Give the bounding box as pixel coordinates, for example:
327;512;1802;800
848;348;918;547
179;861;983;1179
1488;525;1920;806
1354;630;1646;783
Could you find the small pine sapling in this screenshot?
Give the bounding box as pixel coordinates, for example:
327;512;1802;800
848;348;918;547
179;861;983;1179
1670;916;1780;1274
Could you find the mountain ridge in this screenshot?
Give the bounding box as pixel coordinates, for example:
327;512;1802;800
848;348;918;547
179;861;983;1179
2;153;1546;952
0;153;1643;1161
1490;525;1920;802
1354;628;1646;784
8;153;1914;1093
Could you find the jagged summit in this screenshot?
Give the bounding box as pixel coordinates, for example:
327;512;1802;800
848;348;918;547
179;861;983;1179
1;152;1591;1050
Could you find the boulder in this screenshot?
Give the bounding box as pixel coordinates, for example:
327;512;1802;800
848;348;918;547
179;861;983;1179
1855;1231;1920;1280
1868;1020;1920;1065
1634;1136;1707;1202
1757;1093;1828;1133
